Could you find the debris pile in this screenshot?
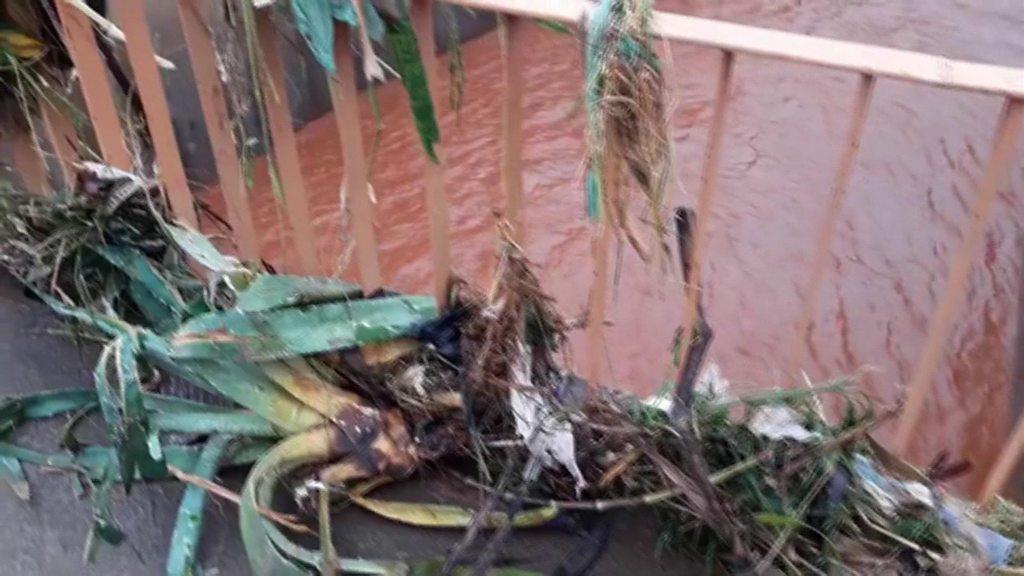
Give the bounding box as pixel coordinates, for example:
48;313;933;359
0;164;1020;576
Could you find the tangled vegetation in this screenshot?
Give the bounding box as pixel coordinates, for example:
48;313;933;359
0;1;1020;575
0;164;1021;575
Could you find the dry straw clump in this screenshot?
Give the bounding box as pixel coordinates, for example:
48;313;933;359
586;0;671;261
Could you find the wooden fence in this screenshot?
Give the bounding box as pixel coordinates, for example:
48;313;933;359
5;0;1024;503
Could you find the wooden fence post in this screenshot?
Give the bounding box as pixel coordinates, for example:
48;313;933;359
785;74;876;379
894;98;1024;455
584;156;619;385
410;0;452;304
255;11;320;275
498;15;526;244
980;412;1024;505
7;120;49;195
53;0;132;169
177;0;260;261
330;25;382;290
39;104;79;191
115;0;198;226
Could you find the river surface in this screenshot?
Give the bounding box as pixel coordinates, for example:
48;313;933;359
205;0;1024;495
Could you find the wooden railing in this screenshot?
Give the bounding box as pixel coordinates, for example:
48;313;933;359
5;0;1023;502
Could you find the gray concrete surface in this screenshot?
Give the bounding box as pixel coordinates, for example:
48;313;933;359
0;271;693;575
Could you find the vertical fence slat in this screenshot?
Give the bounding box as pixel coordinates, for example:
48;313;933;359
498;15;526;243
674;50;735;388
39;104;78;191
255;11;320;275
330;25;382;290
115;0;198;226
9;122;49;195
410;0;452;303
53;0;132;170
177;0;260;261
894;97;1024;455
585;156;619;384
980;412;1024;505
785;74;876;379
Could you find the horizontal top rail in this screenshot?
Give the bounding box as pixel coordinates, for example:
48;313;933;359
448;0;1024;99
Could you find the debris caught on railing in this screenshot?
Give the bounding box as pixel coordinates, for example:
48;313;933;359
0;163;1021;575
586;0;671;260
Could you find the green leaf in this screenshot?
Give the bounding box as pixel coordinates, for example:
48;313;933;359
0;456;29;500
15;388;98;419
171;296;436;361
84;464;126;564
533;19;573;35
235;274;361;313
351;495;558;529
93;342;131;488
291;0;386;73
386;18;441;163
166;434;234;576
753;512;807;530
291;0;336;73
116;335;168;484
0;439;272;483
166;224;244;275
165;357;325;433
586;167;602;222
151;410;279;437
240;430;409;575
94;246;185;332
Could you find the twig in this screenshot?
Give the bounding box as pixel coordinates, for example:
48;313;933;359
459;408;893;512
671;207;714;419
167;466;313;535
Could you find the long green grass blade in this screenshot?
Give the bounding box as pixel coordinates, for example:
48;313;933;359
151;410;278;437
240;430;409;575
235;274;361;313
171;296;436;361
240;430;329;576
166;434;234;576
0;455;29;500
166;224;244;275
351;496;557;529
0;439;272;483
116;335;167;485
386;18;441;163
83;463;125;563
94;245;185;332
168;358;325;433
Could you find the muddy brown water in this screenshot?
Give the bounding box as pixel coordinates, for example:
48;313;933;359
204;0;1024;496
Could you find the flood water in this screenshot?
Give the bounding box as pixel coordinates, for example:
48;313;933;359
205;0;1024;495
